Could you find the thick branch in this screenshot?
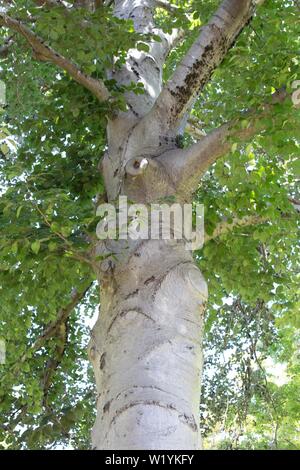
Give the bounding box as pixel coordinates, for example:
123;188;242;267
204;215;267;243
42;321;68;406
154;0;179;13
160;88;289;198
185;119;207;140
0;13;110;101
151;0;255;130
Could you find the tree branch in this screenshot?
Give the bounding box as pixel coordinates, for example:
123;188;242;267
154;0;179;13
204;214;268;243
0;13;110;101
41;321;68;406
0;281;93;409
151;0;257;130
289;197;300;213
0;34;15;57
73;0;97;9
0;281;93;413
20;282;93;364
160;88;289;199
185;118;207;140
33;0;67;7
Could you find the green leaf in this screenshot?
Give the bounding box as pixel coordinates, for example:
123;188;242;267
48;241;58;252
16;205;23;218
11;241;18;254
31;240;41;255
61;226;71;238
231;143;238;153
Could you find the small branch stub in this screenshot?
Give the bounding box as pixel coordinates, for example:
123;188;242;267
89;346;96;361
125;157;149;177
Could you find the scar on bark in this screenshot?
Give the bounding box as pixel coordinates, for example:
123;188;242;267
107;308;154;334
89;346;96;361
144;275;156;285
151;260;191;301
125;288;139;299
103;400;111;413
179;413;198;432
100;352;106;370
113;384;176;402
110;400;198;432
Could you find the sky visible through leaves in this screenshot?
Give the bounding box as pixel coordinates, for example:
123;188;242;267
0;0;299;449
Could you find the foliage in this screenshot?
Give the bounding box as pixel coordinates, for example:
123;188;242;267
201;299;300;450
0;0;299;449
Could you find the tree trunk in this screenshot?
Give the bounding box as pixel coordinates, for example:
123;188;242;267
0;0;275;452
89;238;207;449
83;0;253;452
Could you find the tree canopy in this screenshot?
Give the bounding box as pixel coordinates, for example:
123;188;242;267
0;0;299;449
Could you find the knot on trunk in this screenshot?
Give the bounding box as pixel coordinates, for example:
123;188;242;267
125;157;149;177
123;156;176;203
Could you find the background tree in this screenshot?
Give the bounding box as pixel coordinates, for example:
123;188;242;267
0;0;299;450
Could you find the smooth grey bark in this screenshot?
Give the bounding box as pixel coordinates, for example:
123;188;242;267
89;238;207;449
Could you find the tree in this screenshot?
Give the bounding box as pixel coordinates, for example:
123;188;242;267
0;0;299;450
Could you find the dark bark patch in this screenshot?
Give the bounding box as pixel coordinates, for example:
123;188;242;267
125;288;139;299
168;30;229;121
131;66;140;78
144;275;155;285
100;352;106;370
103;400;111;413
179;413;198;432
